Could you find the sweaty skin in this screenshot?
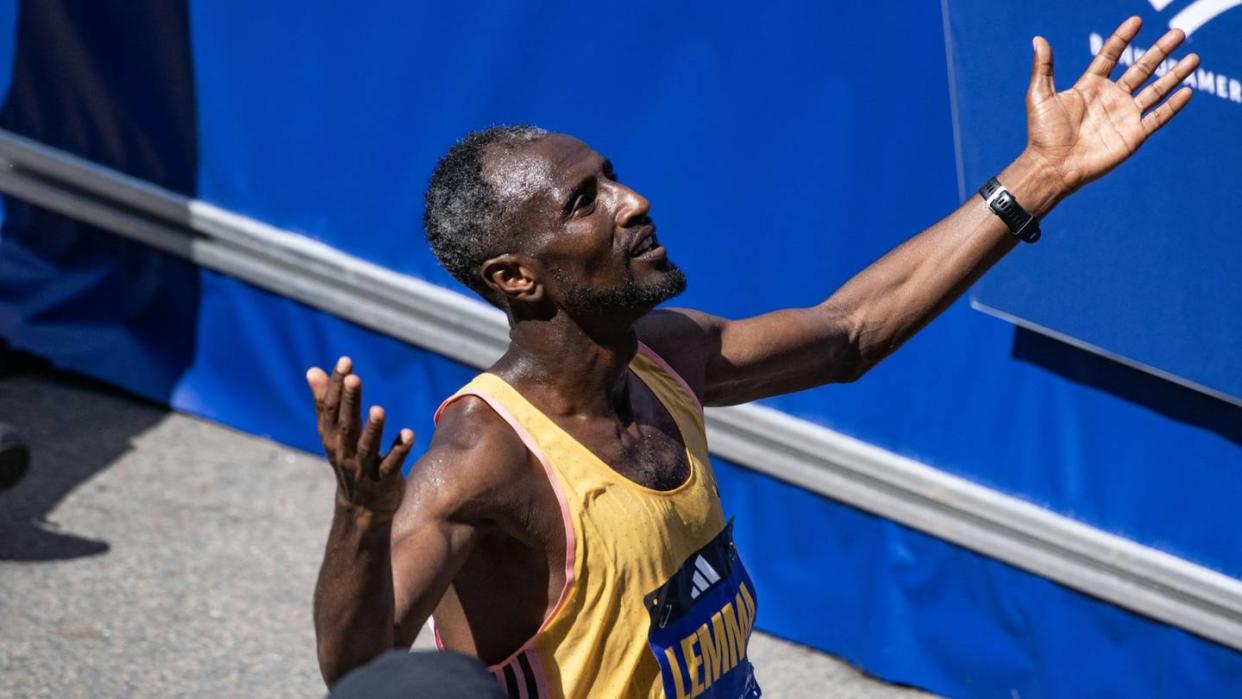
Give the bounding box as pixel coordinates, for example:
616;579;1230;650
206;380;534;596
307;17;1198;687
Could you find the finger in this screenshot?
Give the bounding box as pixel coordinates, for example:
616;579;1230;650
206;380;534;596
1028;36;1056;102
356;405;386;479
1118;27;1185;92
1084;16;1142;79
337;374;362;459
306;367;328;405
1142;86;1193;137
378;429;415;479
307;367;331;448
321;356;352;435
1135;52;1199;111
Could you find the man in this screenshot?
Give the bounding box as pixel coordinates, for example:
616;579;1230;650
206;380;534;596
307;18;1196;698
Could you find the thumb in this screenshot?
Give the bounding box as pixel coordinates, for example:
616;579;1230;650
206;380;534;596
1028;36;1056;102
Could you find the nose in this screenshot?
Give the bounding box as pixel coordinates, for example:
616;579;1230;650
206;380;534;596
613;181;651;228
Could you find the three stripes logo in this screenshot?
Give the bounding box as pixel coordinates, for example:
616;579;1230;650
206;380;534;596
689;555;722;600
644;521;743;631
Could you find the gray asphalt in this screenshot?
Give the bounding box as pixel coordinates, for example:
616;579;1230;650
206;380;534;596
0;367;935;698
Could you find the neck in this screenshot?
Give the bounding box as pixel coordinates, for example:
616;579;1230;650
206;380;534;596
495;308;642;418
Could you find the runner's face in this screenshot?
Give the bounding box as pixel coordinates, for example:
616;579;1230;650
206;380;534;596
499;134;685;317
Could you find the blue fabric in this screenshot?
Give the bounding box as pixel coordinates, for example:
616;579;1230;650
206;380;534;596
169;267;476;459
0;0;202;401
0;2;1239;696
0;0;15;229
717;456;1242;696
0;1;14;104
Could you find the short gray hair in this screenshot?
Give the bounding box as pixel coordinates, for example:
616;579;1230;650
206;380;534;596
423;125;548;304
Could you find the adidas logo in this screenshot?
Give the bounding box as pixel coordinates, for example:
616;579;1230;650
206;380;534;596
689;555;721;599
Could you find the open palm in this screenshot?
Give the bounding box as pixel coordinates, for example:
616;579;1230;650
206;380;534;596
1025;16;1198;193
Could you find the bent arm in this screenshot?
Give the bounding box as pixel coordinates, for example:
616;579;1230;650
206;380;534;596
312;397;527;686
312;452;480;687
313;502;404;685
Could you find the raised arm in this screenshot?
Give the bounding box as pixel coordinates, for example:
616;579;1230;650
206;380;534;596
307;357;413;686
641;17;1198;407
306;359;526;687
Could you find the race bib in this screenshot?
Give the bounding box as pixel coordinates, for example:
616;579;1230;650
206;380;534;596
645;521;761;699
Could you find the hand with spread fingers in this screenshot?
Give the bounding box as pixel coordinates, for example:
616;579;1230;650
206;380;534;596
1026;16;1198;194
306;356;414;516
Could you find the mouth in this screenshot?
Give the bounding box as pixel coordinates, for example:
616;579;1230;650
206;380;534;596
629;227;665;260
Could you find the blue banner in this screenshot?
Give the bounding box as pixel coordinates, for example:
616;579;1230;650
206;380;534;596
954;1;1242;405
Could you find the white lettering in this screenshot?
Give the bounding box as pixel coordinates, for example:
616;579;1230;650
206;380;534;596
1197;69;1216;95
1083;32;1240;107
1089;32;1104;56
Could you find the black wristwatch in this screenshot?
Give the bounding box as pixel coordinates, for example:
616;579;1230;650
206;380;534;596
979;177;1041;243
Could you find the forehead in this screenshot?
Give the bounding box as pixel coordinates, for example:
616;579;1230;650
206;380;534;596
528;133;601;179
483;133;602;202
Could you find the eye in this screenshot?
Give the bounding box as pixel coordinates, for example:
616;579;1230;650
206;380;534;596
571;179;597;216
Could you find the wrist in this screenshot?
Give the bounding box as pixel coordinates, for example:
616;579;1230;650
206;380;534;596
333;493;397;530
999;150;1068;218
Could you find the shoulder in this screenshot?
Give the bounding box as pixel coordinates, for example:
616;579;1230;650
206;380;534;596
393;394;535;535
635;308;726;401
430;393;526;464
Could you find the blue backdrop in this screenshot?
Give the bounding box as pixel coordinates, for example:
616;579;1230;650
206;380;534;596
0;2;1239;696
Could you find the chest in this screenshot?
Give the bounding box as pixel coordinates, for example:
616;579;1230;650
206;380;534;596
548;387;690;492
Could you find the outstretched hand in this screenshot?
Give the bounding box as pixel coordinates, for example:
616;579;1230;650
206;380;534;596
1025;16;1198;194
306;356;414;516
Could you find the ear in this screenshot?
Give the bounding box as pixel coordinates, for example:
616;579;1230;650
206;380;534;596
481;253;545;304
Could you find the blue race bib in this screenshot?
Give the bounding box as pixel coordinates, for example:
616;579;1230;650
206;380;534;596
644;521;761;699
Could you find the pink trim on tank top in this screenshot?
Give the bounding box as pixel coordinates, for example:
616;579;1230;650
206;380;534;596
636;341;703;416
431;388;576;678
430;617;443;650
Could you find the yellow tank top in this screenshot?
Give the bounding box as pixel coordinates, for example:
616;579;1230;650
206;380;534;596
433;343;761;699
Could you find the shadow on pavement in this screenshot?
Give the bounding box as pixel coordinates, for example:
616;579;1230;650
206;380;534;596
0;351;167;561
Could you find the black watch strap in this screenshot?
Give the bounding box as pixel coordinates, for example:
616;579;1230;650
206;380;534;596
979;177;1041;243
